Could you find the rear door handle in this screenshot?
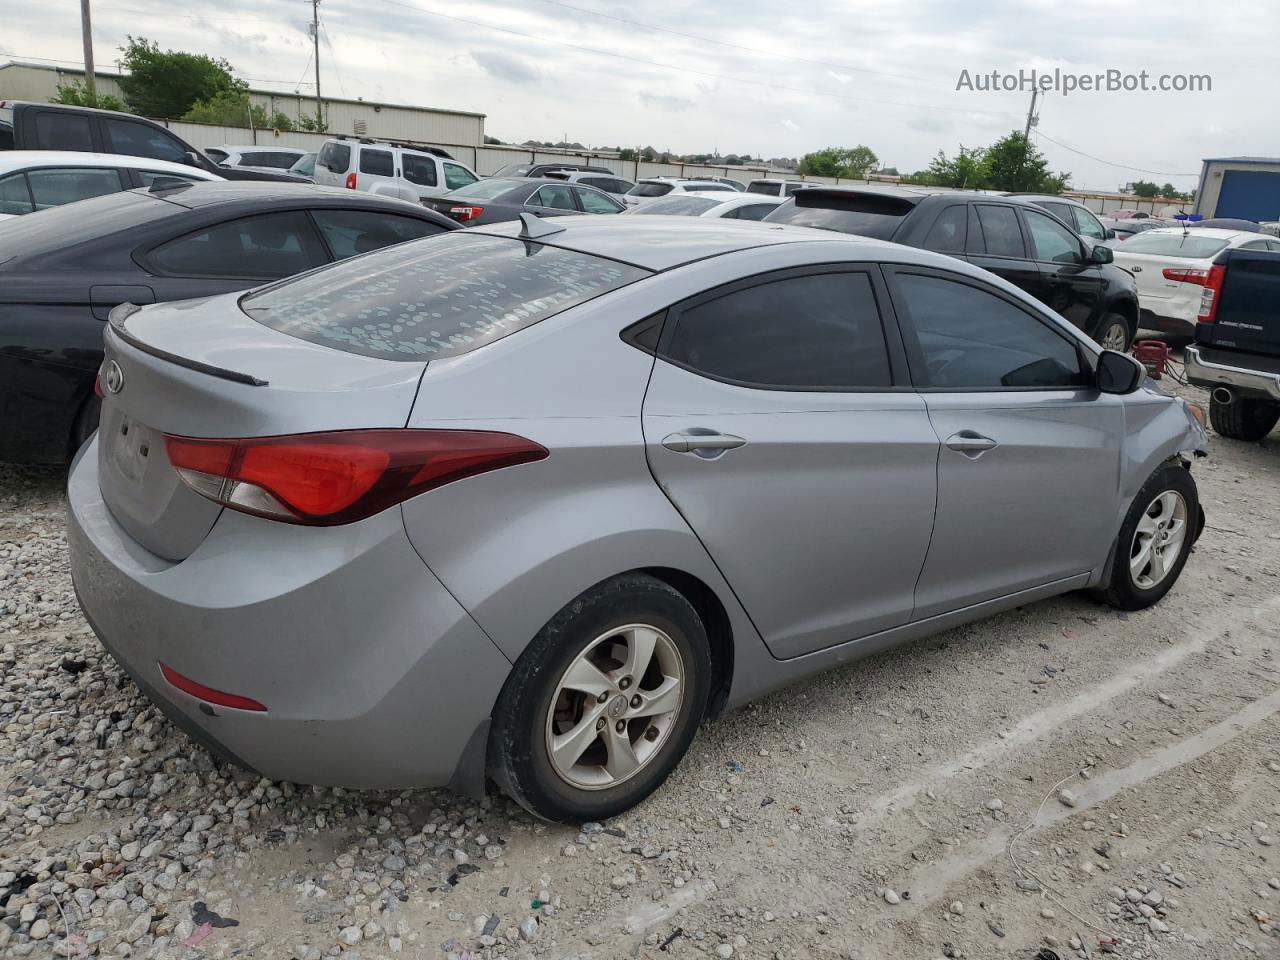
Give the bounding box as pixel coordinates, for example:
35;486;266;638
661;431;747;454
945;431;998;456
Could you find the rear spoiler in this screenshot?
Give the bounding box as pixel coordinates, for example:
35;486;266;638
108;303;269;387
792;189;920;217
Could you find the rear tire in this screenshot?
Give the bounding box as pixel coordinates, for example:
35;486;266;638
1209;395;1279;441
1096;313;1133;352
489;573;710;823
69;396;102;459
1097;463;1199;611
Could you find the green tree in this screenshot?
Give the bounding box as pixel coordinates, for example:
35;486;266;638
182;90;293;131
916;146;987;188
798;145;879;179
1130;180;1160;198
50;80;125;112
117;36;244;119
297;114;326;133
981;131;1069;193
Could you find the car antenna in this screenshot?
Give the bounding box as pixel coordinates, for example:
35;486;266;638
518;212;565;240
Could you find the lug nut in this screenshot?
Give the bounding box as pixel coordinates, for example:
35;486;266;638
595;718;606;731
615;720;626;734
645;726;659;741
630;695;642;708
619;676;632;690
597;692;609;704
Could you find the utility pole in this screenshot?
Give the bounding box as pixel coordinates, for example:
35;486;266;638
1023;87;1039;140
310;0;323;131
80;0;96;96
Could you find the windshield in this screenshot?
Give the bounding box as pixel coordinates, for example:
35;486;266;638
242;232;651;361
628;182;673;198
492;163;534;177
1119;233;1232;258
445;178;525;200
630;196;721;216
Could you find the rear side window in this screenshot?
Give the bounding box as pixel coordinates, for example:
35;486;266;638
34;112;93;151
137;170;202;188
923;205;967;253
1072;207;1107;240
747;182;780;196
402;153;438;187
765;191;912;240
0;120;14;150
28;167;124;210
241;233;650;361
359;149;394;176
974;204;1025;258
531;184;576;210
104;119;188;163
311;209;446;259
0;173;33;215
730;203;775;222
148;211;327;279
662;271;892;390
318;141;351;173
443;162;477;190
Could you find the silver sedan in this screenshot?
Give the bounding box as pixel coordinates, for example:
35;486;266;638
68;215;1209;822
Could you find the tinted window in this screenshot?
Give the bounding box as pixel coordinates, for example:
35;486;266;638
311;209;445;259
577;187;622;214
975;205;1025;258
492;163;535;177
1119;232;1230;258
1036;201;1074;224
104;119;188;163
205;148;229;163
34;111;92;151
318;142;351;173
764;192;911;240
443;162;477;190
137;170;202;188
359;149;394;176
290;154;316;177
402;153;437;187
532;184;576;210
580;177;614;192
0;120;14;151
747;182;780;196
784;183;812;196
896;273;1087;390
242;233;649;361
149;211;327;278
630;195;720;216
923;205;967;253
1024;209;1084;264
238;151;300;169
1072;206;1107;240
0;173;33;215
27;167;124;210
731;203;775;222
628;182;672;198
664;272;892;390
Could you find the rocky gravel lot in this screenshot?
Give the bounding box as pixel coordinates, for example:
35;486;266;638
3;381;1280;960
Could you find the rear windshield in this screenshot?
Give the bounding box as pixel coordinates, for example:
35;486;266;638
444;178;524;200
492;163;534;177
0;189;176;257
628;182;673;198
1119;233;1231;258
764;191;913;239
241;232;651;361
630;196;721;216
747;182;780;196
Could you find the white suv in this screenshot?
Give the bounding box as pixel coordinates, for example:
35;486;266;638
623;177;740;207
745;179;820;198
313;138;480;202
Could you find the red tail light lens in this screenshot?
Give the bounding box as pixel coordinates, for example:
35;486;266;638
164;429;547;525
448;205;484;223
344;172;357;190
160;663;267;712
1197;264;1226;324
1161;267;1210;284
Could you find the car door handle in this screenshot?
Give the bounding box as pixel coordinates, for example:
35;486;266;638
945;431;998;456
661;431;747;454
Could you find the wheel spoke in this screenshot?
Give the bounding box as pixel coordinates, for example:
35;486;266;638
551;705;605;772
1147;542;1167;582
603;725;641;780
629;676;681;719
560;657;616;698
621;626;659;682
1136;512;1159;536
1130;538;1154;579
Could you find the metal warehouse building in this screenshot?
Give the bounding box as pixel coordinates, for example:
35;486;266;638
1194;157;1280;222
0;61;485;153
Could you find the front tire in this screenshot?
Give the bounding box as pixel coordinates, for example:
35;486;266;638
1098;463;1199;610
489;573;711;823
1209;395;1279;441
1096;313;1133;353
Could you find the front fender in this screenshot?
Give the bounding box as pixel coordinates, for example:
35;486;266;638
1120;383;1209;508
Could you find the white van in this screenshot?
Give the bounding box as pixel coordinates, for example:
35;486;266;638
313;137;480;202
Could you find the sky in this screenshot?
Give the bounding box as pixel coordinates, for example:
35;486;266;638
2;0;1277;191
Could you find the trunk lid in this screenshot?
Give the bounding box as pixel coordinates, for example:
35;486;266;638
98;293;427;561
1203;248;1280;356
1111;250;1185;301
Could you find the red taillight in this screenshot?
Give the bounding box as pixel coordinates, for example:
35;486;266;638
344;172;357;190
163;429;547;525
448;205;484;223
1162;267;1210;285
1197;263;1226;324
160;663;267;712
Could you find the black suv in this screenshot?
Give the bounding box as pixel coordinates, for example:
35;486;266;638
0;101;305;183
766;187;1140;350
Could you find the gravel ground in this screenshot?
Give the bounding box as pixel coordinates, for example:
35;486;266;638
3;379;1280;960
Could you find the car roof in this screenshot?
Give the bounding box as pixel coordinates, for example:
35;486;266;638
0;150;222;177
217;144;306;153
1005;193;1088;206
1139;227;1258;240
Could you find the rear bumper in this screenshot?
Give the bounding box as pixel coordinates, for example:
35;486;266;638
1184;346;1280;401
66;437;511;790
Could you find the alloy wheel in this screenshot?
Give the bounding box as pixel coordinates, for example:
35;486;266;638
545;623;684;790
1130;490;1188;589
1101;323;1129;352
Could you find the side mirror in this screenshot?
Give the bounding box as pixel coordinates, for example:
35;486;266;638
183;151;203;168
1105;227;1116;240
1096;349;1144;394
1090;243;1114;264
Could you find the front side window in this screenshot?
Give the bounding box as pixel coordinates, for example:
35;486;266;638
975;204;1025;258
358;149;394;177
311;209;446;259
27;167;124;210
0;173;33;215
576;187;623;214
895;272;1087;390
104;119;187;163
662;271;892;390
34;112;92;151
443;162;478;190
402;153;438;187
148;211;327;279
242;233;650;361
1024;209;1084;264
531;184;577;211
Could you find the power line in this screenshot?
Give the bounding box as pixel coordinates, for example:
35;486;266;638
1033;129;1197;178
0;51;315;86
368;0;1022;120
